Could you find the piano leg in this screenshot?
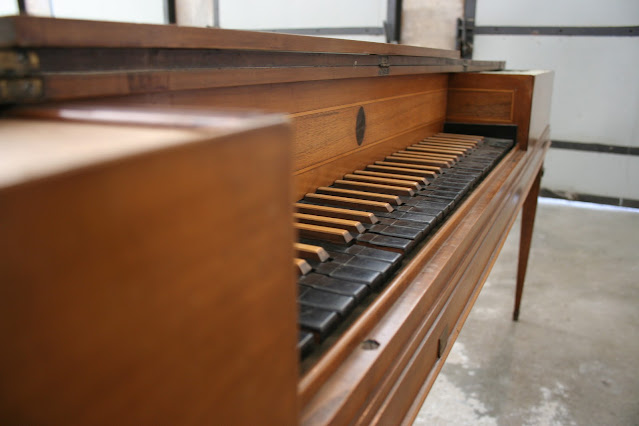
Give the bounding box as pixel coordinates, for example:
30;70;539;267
513;166;543;321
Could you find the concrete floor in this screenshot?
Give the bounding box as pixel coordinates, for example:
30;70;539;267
414;198;639;426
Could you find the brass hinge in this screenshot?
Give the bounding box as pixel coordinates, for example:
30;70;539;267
0;78;43;103
0;50;40;77
378;55;390;76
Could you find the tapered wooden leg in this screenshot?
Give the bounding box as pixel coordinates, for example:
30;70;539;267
513;166;542;321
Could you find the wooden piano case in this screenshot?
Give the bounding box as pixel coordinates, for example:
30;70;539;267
0;16;553;425
0;108;298;424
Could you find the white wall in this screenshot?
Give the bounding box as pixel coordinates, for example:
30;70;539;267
474;0;639;201
0;0;18;16
220;0;385;29
476;0;639;27
51;0;166;24
474;37;639;147
219;0;387;42
3;0;389;40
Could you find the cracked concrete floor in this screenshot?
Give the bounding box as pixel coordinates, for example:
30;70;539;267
414;198;639;426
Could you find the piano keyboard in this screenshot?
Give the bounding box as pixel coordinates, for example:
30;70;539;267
294;133;514;359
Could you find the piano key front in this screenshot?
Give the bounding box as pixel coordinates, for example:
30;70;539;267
293;134;513;354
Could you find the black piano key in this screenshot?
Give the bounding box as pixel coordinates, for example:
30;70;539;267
334;243;404;266
440;175;477;184
489;139;515;150
419;189;463;201
412;196;455;213
356;232;415;253
298;284;356;317
396;204;444;218
415;190;457;201
313;262;384;289
436;172;474;180
295;136;516;358
447;170;482;179
326;252;395;277
376;216;429;231
454;164;489;173
427;185;469;197
299;239;403;269
404;196;452;211
299;273;370;301
298;331;315;357
428;181;469;191
376;210;438;226
364;223;424;240
299;305;339;339
298;284;310;297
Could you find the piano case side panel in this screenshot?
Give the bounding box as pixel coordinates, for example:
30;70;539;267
0;115;298;425
446;72;535;150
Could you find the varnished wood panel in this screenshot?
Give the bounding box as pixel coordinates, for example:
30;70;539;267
447;71;553;151
447;73;534;149
106;74;450;115
293;122;443;200
446;88;514;122
292;89;447;171
42;67;382;100
0;111;297;425
97;73;450;200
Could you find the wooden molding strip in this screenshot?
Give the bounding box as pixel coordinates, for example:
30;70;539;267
0;15;460;59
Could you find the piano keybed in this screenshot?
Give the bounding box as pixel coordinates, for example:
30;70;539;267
294;133;514;359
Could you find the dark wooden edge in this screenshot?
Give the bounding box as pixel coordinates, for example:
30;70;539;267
443;122;518;144
16;48;501;74
299;135;549;424
0;15;460;59
3;64;501;104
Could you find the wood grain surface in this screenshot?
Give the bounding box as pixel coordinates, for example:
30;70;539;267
333;179;415;197
295;222;354;244
343;174;422;190
97;74;449;200
295;243;330;263
0;27;553;423
0;15;460;58
294;203;379;224
0;111;297;425
447;72;553;150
